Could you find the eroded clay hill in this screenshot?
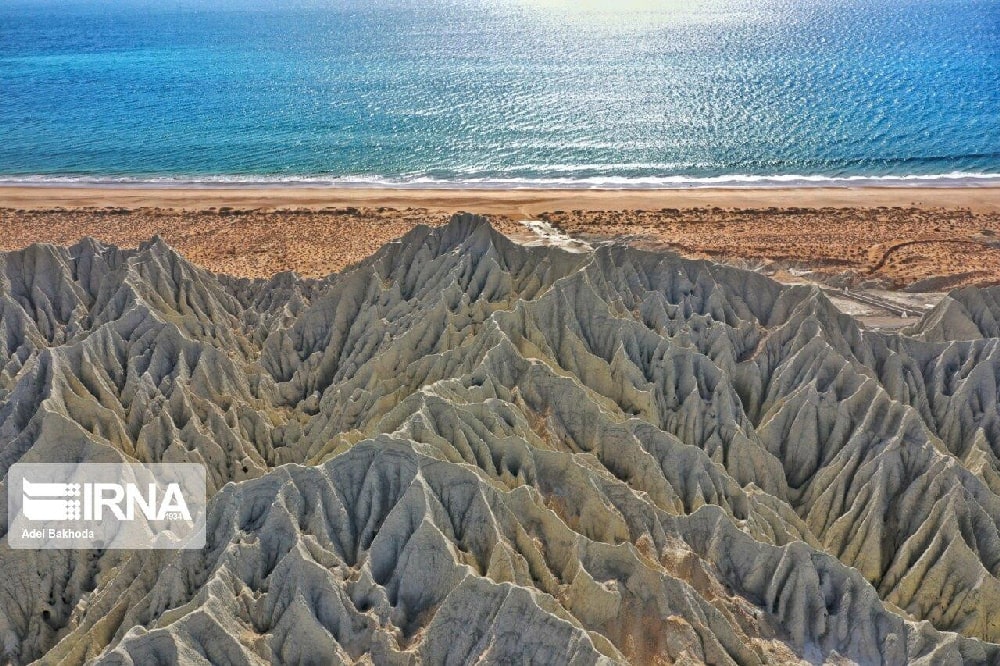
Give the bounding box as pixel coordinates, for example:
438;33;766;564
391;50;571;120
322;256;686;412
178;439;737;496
2;215;1000;665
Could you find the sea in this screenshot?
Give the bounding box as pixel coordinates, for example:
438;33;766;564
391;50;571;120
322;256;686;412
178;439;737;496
1;0;999;188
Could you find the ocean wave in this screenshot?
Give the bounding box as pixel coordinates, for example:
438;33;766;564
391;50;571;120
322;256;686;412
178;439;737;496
2;172;1000;189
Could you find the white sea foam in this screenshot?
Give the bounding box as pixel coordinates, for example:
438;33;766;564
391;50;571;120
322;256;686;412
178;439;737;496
2;172;1000;189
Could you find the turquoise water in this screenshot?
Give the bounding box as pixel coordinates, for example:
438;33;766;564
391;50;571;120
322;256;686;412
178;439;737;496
2;0;999;187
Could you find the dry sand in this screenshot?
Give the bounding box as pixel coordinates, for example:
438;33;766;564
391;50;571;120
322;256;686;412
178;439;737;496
4;184;1000;214
2;185;1000;287
0;205;513;279
545;206;1000;290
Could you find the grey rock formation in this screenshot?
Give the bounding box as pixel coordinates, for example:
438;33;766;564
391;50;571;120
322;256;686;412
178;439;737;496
906;285;1000;341
2;214;1000;664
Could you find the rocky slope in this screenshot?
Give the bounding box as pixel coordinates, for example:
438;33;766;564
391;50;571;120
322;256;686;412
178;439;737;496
2;215;1000;665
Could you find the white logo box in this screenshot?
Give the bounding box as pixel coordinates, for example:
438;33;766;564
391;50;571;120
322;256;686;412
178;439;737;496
7;463;206;550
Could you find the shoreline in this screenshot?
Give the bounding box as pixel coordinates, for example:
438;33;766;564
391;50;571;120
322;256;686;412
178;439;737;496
4;184;1000;215
2;171;1000;189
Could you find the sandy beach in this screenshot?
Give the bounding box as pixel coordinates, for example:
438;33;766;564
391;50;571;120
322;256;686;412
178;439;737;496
5;184;1000;214
2;185;1000;289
